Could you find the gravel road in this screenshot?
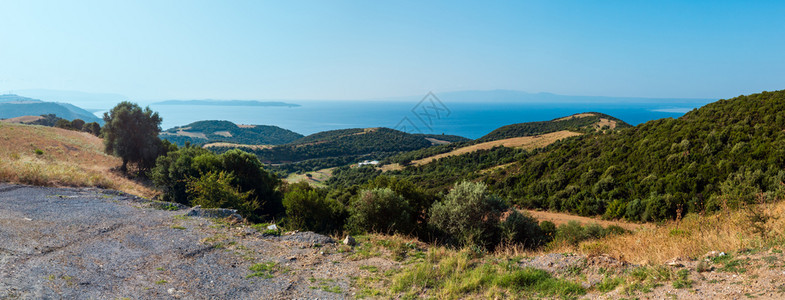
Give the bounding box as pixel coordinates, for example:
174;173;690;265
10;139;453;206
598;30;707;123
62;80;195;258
0;183;355;299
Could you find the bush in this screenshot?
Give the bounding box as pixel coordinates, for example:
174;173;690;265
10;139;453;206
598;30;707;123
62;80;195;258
282;182;346;234
151;146;282;221
186;171;259;218
499;210;545;248
553;221;630;247
429;181;507;249
363;176;437;233
347;188;414;234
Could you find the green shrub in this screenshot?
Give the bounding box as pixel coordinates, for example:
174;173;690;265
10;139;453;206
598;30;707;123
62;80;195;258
152;147;282;221
499;210;545;248
186;171;259;218
347;188;414;234
282;182;346;233
429;181;507;249
363;176;437;232
553;221;629;247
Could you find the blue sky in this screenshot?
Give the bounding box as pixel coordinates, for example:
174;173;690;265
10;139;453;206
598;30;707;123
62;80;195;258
0;0;783;101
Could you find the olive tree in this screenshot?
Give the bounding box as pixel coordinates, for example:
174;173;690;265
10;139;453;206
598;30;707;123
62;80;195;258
102;101;163;172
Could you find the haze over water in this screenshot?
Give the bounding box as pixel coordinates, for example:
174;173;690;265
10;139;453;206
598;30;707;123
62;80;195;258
144;100;711;139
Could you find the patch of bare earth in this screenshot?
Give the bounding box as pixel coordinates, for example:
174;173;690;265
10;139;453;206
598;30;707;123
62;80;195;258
160;129;207;139
213;131;232;137
411;130;581;166
424;137;451;145
203;143;272;150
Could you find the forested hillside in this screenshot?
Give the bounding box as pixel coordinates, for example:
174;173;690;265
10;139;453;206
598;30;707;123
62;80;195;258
478;112;630;142
491;90;785;221
160;120;303;146
382;112;624;166
212;127;467;173
329;90;785;222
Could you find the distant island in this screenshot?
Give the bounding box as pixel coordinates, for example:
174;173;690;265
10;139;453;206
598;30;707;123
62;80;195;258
152;99;300;107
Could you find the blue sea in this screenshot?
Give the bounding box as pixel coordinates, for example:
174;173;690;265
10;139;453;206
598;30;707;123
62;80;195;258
140;100;711;139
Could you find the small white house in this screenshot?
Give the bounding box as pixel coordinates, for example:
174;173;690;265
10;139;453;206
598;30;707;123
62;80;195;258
357;160;379;166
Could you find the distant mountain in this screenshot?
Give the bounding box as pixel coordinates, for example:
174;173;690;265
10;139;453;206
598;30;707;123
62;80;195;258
0;94;103;124
160;120;303;147
379;90;713;105
10;89;129;109
153;100;300;107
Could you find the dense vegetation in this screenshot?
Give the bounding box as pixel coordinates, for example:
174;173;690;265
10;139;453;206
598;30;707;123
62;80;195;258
490;90;785;221
379;112;622;166
213;127;460;174
151;146;283;221
477;112;630;142
332;90;785;222
160;120;303;146
24;114;102;136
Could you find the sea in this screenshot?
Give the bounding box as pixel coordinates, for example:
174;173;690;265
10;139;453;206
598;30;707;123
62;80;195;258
116;100;712;139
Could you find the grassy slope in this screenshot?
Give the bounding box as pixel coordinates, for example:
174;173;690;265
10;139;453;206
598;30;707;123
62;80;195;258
413;130;581;166
0;123;156;198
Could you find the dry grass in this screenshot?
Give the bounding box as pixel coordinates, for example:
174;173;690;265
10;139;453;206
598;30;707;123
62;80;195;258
553;201;785;265
412;130;581;166
284;167;335;187
0;123;156;198
424;137;451;145
160;129;207;139
523;209;654;231
554;113;596;121
595;118;617;130
1;115;44;124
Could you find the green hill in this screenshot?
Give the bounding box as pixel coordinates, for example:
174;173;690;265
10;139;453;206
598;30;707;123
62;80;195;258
0;94;103;124
159;120;304;147
212;127;468;173
347;90;785;222
381;112;621;166
478;112;631;142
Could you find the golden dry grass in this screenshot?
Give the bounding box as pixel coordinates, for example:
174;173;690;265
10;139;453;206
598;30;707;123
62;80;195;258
1;115;44;123
523;209;654;231
544;201;785;265
0;123;156;198
595;118;617;130
412;130;581;166
554;113;596;121
284;167;335;187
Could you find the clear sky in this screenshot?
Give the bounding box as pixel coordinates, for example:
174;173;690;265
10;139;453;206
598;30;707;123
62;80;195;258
1;0;783;101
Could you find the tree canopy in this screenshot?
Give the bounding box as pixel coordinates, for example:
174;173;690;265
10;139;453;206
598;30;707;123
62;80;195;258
102;101;164;172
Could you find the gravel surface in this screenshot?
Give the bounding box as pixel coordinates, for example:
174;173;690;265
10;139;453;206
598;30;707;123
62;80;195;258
0;183;355;299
